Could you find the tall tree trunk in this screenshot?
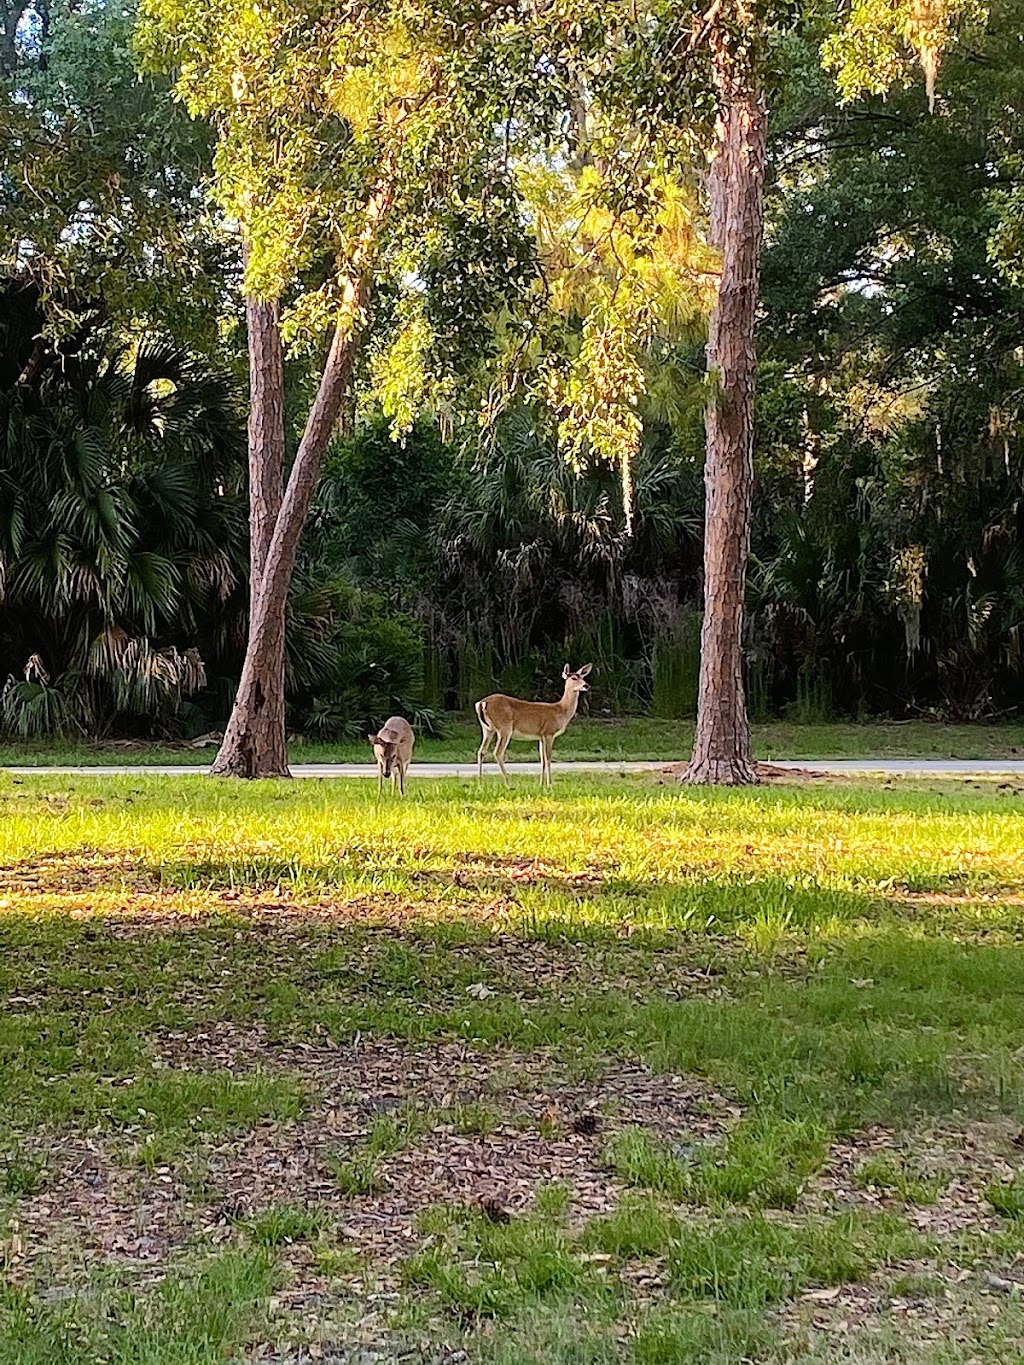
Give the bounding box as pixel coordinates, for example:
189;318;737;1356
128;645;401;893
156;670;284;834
209;173;396;778
682;68;766;787
211;283;369;778
211;292;288;777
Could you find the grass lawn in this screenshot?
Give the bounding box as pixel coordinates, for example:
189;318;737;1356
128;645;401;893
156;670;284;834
2;770;1024;1361
1;715;1023;767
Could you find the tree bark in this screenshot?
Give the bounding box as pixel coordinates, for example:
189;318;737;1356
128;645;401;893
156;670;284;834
208;170;401;778
682;67;766;786
211;291;289;777
211;282;369;778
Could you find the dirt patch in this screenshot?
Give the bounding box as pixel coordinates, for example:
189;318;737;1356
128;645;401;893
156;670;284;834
894;890;1024;908
8;1026;1024;1348
8;1134;198;1287
655;761;830;783
0;852;162;894
436;856;610;889
5;1039;736;1293
811;1120;1022;1238
771;1119;1024;1352
210;1040;730;1218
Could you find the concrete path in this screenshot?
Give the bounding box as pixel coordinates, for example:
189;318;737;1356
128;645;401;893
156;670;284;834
3;759;1024;778
761;758;1024;776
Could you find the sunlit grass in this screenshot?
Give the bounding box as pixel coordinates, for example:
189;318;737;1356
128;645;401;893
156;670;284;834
2;772;1022;910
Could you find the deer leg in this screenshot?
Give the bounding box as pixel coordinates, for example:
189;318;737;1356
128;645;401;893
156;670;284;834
398;761;406;796
543;736;554;787
477;726;494;778
537;739;546;784
494;732;512;786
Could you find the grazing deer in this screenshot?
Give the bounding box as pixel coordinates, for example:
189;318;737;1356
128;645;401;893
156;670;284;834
476;663;592;786
368;716;415;795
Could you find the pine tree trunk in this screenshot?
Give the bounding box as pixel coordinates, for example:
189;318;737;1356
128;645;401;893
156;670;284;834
212;293;368;778
682;70;766;787
212;294;289;778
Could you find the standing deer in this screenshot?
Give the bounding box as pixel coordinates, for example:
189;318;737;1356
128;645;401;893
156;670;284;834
475;664;592;786
368;716;415;795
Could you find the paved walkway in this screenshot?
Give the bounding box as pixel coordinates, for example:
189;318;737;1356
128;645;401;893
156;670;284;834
4;759;1024;778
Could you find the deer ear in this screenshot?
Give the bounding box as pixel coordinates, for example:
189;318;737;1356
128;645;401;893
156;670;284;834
562;663;571;679
579;663;592;677
367;733;379;745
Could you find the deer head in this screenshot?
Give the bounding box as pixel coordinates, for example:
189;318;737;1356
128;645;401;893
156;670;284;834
368;732;398;777
562;662;592;695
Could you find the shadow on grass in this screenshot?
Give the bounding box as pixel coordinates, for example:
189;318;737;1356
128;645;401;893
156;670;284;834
2;871;1024;1140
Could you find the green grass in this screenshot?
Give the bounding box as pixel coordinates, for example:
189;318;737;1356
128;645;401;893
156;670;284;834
1;770;1024;1360
0;1151;46;1196
2;714;1024;766
607;1114;830;1210
0;1249;277;1364
581;1193;684;1258
987;1174;1024;1218
666;1209;922;1307
605;1127;692;1201
855;1152;953;1205
326;1106;430;1196
404;1215;590;1320
244;1203;332;1246
632;1307;781;1365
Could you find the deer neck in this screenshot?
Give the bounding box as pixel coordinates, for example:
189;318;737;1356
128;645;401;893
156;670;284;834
559;682;581;722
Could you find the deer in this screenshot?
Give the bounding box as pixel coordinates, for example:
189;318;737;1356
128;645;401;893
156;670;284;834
368;715;415;796
475;663;592;787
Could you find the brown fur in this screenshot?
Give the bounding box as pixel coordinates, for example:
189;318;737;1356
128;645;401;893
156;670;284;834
368;715;415;795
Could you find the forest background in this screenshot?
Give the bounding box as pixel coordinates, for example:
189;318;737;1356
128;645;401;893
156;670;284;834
3;0;1023;747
